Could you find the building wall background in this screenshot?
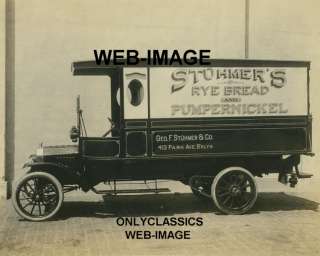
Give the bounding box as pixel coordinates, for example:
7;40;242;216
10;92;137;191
9;0;320;180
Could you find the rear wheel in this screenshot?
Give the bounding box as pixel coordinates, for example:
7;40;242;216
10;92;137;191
212;167;258;214
12;172;63;221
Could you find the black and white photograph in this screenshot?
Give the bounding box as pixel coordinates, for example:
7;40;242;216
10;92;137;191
0;0;319;255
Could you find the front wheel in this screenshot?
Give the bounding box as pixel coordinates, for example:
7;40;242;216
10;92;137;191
12;172;64;221
212;167;258;214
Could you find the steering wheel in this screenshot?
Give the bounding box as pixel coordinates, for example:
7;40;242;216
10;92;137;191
102;117;115;137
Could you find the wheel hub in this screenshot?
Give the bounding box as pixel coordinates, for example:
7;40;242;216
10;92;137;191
229;185;241;196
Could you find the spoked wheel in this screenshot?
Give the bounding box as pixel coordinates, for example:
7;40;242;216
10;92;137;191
212;167;258;214
12;172;63;221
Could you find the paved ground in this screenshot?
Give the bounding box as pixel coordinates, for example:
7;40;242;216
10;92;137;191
0;177;319;256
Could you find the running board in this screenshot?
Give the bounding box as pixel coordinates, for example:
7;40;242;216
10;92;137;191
297;172;313;179
92;187;170;195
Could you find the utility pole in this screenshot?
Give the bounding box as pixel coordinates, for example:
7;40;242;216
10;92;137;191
245;0;250;59
5;0;15;199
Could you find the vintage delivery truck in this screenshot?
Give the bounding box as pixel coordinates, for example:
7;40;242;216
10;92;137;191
12;59;313;221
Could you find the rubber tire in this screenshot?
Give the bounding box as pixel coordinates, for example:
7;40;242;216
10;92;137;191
12;172;64;221
212;166;258;215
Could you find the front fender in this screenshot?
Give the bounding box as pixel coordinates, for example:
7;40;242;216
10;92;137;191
25;161;81;185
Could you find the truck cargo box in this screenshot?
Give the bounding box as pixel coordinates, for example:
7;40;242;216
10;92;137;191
72;59;312;158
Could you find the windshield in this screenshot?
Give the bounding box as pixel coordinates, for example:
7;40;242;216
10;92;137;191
74;76;111;137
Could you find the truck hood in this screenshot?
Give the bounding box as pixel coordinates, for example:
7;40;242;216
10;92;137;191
36;145;78;156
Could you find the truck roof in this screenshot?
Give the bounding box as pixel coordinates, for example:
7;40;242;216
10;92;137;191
72;59;310;76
